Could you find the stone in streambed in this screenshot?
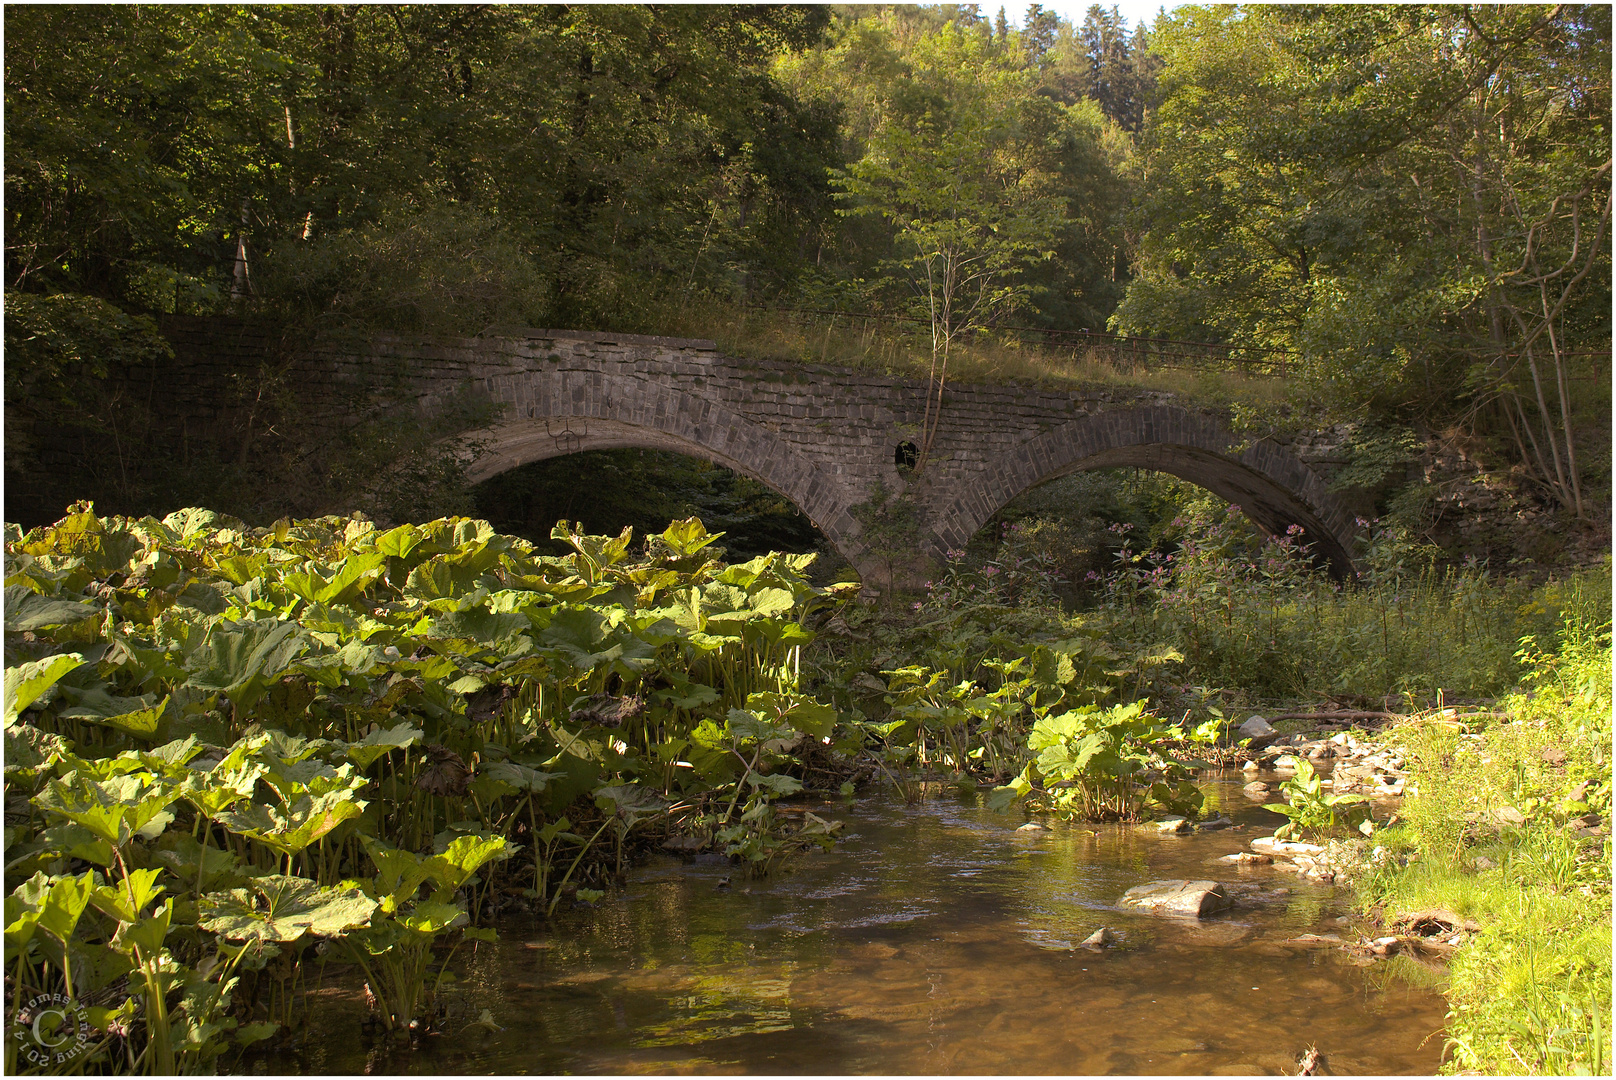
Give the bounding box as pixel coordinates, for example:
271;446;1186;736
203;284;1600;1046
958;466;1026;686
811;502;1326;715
1251;836;1326;857
1216;852;1273;865
1118;879;1231;918
1080;927;1115;948
1239;715;1276;738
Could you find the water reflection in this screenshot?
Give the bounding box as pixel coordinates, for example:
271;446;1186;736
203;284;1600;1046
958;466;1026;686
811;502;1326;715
264;775;1447;1075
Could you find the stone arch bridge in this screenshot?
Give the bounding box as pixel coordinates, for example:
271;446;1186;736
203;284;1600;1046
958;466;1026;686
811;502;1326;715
157;321;1362;588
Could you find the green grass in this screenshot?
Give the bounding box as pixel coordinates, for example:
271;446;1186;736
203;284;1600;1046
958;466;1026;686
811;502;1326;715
1356;599;1612;1075
649;299;1300;402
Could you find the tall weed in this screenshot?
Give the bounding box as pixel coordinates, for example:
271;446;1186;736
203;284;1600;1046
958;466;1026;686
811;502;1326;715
1089;503;1595;704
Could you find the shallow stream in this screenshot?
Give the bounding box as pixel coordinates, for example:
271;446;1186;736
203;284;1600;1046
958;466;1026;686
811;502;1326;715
266;773;1448;1074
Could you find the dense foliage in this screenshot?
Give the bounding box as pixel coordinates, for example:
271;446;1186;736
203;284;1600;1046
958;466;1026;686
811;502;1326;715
3;506;855;1069
5;4;1607;541
1117;4;1610;515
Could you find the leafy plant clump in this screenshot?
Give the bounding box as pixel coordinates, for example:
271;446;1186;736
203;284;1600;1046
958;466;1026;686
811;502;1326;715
1263;756;1374;840
3;504;855;1071
989;699;1207;822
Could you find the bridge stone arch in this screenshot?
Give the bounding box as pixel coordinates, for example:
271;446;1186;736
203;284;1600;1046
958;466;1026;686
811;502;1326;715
463;363;876;576
926;405;1360;577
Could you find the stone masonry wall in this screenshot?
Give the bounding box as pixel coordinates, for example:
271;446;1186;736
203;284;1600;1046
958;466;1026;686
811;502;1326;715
132;318;1359;582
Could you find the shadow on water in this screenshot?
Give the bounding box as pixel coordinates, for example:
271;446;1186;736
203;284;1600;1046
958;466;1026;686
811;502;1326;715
263;774;1448;1075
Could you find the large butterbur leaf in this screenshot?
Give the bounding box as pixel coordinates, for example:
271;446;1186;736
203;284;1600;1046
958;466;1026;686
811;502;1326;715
426;834;511;892
36;773;178;846
425;607;534;656
200;876;377;942
373;523;425;560
3;586;101;632
397;899;466;934
4;653;87;725
363;839;435;909
182;619;309;709
344;722;423;769
214;789;367;856
57;686;169;738
280;552;389;606
4;723;70;771
655;517;724;558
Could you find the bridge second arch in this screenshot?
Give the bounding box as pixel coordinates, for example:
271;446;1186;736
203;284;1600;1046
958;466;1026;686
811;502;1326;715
926;405;1359;577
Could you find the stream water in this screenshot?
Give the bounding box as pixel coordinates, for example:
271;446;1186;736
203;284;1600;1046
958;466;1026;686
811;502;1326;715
263;773;1449;1075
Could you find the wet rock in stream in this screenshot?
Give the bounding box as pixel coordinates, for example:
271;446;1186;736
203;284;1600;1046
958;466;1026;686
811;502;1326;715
1118;879;1231;917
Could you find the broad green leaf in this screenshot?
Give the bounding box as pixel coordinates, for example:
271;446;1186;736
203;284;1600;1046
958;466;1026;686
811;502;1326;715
363;840;435;908
478;761;556;794
746;772;804;797
151;834;248;894
4;872;51;948
426;835;511;892
37;822;115;866
180;762;266;818
90;867;165;924
3;586;100;631
374;524;425;560
281;553;389;606
344;722;423;769
725;708;792;745
118;897;173;956
215;789;367;856
656;517;724;558
4;653;86;725
200;876;376;941
36;870;96;944
36;773;178;846
182;619;309;708
4;723;70;770
398;899;466;934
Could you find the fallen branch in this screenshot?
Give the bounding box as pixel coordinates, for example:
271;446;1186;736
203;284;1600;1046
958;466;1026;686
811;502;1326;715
1263;710;1511;724
1264;710;1407;722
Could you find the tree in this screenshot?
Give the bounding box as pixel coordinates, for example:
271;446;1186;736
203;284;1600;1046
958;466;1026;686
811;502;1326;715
1024;4;1060;67
1113;4;1609;520
833;23;1068;472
